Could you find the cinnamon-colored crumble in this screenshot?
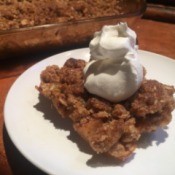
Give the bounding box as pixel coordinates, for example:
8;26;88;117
37;58;175;160
0;0;122;30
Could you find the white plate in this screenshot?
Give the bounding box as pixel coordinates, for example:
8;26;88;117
4;48;175;175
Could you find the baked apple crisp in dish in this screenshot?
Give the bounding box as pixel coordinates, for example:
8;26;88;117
0;0;123;30
37;23;175;161
0;0;146;59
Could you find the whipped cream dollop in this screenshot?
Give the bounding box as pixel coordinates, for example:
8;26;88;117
83;23;143;102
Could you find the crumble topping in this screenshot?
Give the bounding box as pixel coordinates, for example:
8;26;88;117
37;58;175;160
0;0;123;30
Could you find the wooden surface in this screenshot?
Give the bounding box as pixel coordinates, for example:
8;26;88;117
0;19;175;175
143;3;175;23
143;0;175;23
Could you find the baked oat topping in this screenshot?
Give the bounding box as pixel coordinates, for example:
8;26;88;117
0;0;123;30
37;58;175;160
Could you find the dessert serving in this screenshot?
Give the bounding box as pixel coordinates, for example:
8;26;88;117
37;23;175;161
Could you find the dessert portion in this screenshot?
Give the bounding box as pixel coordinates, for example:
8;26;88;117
37;23;175;160
37;59;174;160
0;0;122;31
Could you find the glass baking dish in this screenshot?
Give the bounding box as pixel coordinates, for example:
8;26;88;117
0;0;146;59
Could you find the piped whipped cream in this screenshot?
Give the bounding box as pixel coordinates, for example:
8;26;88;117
83;23;143;102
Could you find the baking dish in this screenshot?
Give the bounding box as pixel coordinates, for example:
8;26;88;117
0;0;146;59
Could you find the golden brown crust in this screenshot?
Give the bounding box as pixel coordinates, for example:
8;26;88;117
0;0;122;30
37;58;175;160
